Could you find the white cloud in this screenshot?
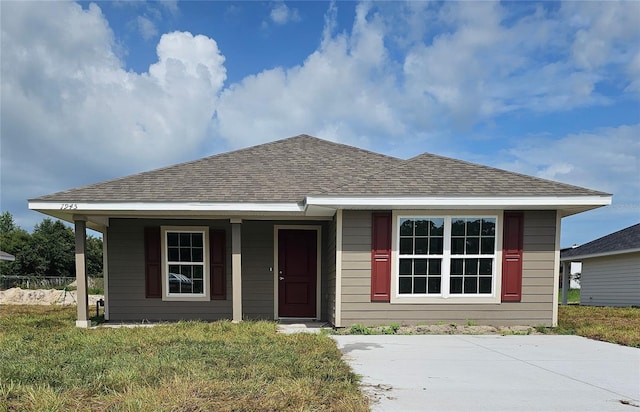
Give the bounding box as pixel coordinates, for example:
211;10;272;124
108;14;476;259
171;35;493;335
269;2;300;25
214;1;639;150
1;0;637;236
495;124;640;207
137;15;158;40
1;2;225;227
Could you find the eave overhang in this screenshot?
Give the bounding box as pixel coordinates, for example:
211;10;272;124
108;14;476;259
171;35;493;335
29;193;612;232
304;194;612;217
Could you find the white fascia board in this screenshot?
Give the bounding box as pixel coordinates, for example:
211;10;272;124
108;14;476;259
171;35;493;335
560;248;640;262
28;201;305;213
304;195;612;208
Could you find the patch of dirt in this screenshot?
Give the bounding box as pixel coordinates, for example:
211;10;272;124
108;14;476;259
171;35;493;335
0;287;104;306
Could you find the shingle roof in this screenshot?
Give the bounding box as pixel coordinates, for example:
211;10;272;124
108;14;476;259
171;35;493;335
32;134;608;203
327;152;605;196
561;223;640;259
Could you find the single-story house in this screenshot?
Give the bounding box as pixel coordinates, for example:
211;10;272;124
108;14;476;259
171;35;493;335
560;223;639;306
0;250;16;262
28;134;611;327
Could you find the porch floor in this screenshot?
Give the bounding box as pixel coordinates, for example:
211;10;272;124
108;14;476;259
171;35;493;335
277;319;332;334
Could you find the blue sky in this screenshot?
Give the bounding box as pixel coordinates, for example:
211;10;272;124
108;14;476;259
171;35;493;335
1;0;638;246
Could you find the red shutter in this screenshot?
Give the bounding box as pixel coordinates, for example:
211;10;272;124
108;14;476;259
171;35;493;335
502;212;524;302
144;227;162;298
371;212;392;302
210;229;226;300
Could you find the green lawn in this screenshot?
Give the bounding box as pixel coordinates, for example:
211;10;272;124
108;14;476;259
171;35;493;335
556;305;640;348
558;288;580;303
0;306;367;411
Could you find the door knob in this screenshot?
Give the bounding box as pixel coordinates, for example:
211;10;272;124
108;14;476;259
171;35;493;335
279;277;284;281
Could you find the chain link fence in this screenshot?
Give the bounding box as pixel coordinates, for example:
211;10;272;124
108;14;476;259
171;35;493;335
0;276;103;291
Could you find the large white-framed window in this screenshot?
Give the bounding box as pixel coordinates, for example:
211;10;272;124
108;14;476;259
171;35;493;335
393;212;501;304
161;226;210;301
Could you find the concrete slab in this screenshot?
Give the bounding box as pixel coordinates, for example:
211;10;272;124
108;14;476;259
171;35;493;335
332;335;640;412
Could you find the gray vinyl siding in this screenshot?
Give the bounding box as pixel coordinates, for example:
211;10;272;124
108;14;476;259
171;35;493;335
339;210;558;327
241;221;274;320
107;218;329;322
326;215;337;325
107;218;232;322
579;252;640;306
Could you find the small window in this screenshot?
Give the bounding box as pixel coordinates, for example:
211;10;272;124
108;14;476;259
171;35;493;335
162;227;209;301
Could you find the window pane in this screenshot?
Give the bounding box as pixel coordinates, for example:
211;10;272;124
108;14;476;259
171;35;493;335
400;219;414;236
415;220;428;236
465;259;478;275
179;233;191;247
479;277;492;293
181;279;193;293
428;259;441;275
481;237;495;254
450;277;463;294
193;279;203;294
414;238;428;254
464;277;478;293
399;259;412;275
429;237;443;254
414;259;427;275
451;258;463;275
168;247;179;262
467;219;480;236
179;265;192;277
428;277;441;294
481;219;496;236
430;219;444;236
414;277;427;293
193;265;203;280
466;238;479;254
167;233;179;247
452;238;465;254
479;259;492;275
400;238;413;255
180;247;191;262
192;233;203;247
192;247;203;262
452;219;465;236
399;277;412;294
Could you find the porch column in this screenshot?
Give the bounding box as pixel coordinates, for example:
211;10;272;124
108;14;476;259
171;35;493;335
231;220;242;322
102;228;109;321
74;217;90;328
561;261;570;305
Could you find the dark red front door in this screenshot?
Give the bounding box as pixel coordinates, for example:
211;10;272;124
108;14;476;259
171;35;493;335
278;229;317;318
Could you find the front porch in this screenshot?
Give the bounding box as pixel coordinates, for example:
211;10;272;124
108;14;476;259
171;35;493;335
72;217;335;327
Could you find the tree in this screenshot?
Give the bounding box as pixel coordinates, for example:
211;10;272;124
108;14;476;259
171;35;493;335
0;224;32;276
86;235;103;277
0;212;103;278
0;211;17;235
31;219;75;276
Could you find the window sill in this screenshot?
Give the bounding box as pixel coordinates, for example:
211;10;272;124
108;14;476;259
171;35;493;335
390;295;501;304
162;295;210;302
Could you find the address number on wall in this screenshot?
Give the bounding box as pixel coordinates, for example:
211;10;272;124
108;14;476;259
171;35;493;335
60;203;78;210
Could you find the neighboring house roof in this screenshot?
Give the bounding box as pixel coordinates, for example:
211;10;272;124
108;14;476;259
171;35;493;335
0;250;16;262
561;223;640;261
29;134;611;229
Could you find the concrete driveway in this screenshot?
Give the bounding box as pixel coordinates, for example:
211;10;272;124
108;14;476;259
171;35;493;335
332;335;640;412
